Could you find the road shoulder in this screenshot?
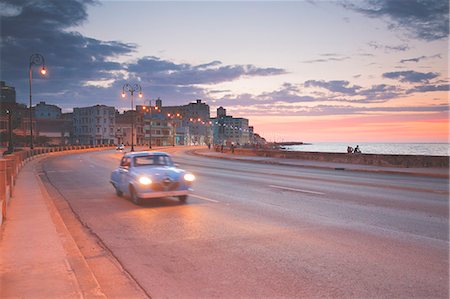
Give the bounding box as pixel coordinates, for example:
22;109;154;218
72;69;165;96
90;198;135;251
0;155;102;298
36;154;150;298
0;152;149;299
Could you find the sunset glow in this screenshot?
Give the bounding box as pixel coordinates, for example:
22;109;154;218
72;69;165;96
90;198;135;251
1;0;448;143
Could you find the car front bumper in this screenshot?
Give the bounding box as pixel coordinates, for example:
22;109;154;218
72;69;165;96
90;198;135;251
136;188;192;199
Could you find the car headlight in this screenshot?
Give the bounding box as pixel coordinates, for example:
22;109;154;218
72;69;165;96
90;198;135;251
139;176;152;185
184;173;195;182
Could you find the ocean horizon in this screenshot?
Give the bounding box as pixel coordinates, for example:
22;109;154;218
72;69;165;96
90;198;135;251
281;142;449;157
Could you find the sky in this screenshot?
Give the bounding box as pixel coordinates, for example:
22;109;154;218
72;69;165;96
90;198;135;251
1;0;448;142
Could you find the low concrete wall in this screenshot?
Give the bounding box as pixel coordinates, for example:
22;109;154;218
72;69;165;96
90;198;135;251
226;148;449;168
0;145;115;226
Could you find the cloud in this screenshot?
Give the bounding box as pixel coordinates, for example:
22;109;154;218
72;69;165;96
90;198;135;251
357;84;401;103
346;0;449;41
302;53;350;64
210;80;405;108
406;84;450;94
127;57;286;86
221;102;449;117
400;54;442;64
304;80;361;95
382;70;439;83
1;0;136;104
367;41;409;52
0;0;286;108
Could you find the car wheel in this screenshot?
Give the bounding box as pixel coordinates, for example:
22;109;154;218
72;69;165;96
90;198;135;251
129;185;141;205
178;195;188;203
112;183;123;197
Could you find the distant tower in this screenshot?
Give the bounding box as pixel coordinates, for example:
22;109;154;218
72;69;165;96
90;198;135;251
217;106;226;117
0;81;16;104
156;97;162;108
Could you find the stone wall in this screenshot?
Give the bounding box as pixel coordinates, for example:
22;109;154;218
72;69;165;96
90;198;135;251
230;148;449;168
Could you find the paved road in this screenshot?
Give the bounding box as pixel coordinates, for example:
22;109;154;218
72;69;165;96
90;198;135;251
41;147;449;298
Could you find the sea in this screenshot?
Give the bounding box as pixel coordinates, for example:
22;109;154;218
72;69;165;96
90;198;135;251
281;142;449;156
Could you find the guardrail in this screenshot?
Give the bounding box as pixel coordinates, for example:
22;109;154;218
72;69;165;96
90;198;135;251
0;144;114;226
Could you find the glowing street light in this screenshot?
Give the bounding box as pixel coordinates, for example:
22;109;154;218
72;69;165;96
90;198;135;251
122;82;143;152
167;112;182;146
29;53;46;149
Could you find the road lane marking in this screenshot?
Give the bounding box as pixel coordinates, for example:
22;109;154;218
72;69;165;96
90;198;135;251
269;185;325;195
191;194;220;203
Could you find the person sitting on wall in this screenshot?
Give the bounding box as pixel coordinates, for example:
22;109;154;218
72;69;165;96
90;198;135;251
354;145;361;153
347;146;353;153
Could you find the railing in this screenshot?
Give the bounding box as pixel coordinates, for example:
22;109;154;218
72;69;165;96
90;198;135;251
0;144;115;226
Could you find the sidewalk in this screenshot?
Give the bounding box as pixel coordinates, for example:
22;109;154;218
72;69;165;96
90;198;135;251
0;156;105;298
193;149;449;178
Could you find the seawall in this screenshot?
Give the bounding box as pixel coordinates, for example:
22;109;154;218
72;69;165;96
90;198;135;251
227;148;449;168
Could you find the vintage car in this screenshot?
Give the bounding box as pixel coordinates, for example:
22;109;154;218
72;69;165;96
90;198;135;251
110;151;195;205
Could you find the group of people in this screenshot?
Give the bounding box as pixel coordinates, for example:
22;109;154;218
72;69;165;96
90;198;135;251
347;145;361;154
212;143;236;153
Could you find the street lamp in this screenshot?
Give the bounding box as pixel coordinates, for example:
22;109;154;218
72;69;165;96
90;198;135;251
29;53;46;149
122;82;142;152
5;109;13;154
167;112;182;146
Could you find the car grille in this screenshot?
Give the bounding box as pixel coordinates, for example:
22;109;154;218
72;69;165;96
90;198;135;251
152;180;179;191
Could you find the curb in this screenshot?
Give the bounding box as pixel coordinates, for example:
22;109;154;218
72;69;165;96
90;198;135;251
190;150;449;179
33;157;106;298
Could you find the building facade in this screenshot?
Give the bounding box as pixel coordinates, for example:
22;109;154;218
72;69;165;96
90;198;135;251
115;110;146;146
161;99;211;145
35;101;62;119
73;105;115;145
211;107;250;146
0;81;16;104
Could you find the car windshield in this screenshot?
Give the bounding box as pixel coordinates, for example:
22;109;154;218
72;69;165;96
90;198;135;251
133;155;173;167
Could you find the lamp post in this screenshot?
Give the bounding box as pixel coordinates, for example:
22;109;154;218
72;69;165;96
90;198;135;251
122;83;142;152
29;53;46;149
167;112;182;146
142;99;152;149
6;109;13;154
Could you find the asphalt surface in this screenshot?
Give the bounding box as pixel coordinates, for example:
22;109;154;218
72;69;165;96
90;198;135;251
40;147;449;298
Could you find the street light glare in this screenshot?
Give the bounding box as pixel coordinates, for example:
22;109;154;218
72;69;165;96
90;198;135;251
40;67;47;75
121;92;126;98
138;92;143;98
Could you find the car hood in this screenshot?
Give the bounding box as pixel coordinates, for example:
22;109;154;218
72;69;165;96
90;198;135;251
132;166;185;180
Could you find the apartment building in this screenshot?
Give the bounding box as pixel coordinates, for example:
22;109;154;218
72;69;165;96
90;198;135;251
211;106;250;146
161;99;211;145
73;105;115;145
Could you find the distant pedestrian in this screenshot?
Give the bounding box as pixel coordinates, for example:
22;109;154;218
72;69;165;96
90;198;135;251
220;144;224;153
347;146;353;153
207;142;211;150
231;144;235;154
354;145;361;153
